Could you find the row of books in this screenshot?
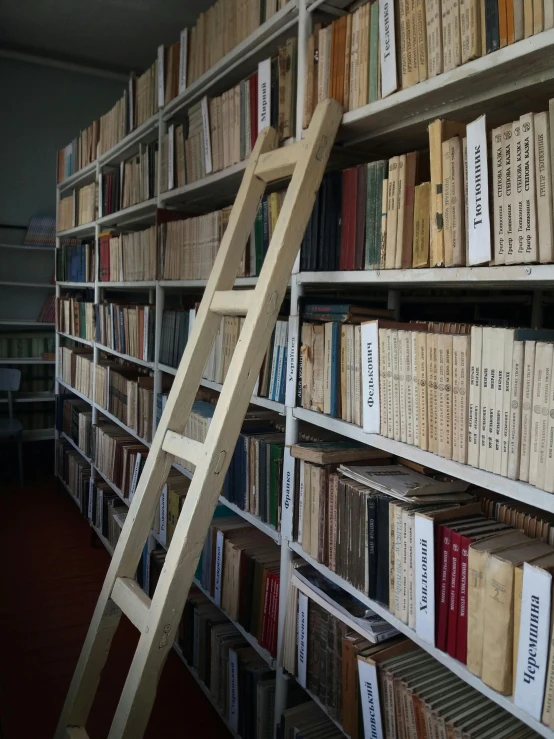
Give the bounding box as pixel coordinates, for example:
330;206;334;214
99;364;155;442
56;298;94;342
359;321;554;492
98;227;157;282
93;419;149;498
58;397;92;456
38;295;55;323
303;9;381;128
198;515;281;658
17;364;54;393
101;142;158;216
178;584;277;739
56;241;95;283
23;216;56;248
56;122;99;182
0;332;54;359
57;183;97;232
95;301;155;362
58;347;94;400
57;440;91;508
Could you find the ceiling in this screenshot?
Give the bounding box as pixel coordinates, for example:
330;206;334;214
0;0;213;74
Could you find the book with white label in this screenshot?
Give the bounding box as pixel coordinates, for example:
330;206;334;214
520;112;538;263
507;340;525;480
519;341;536;482
534;111;554;263
361;320;381;434
467;115;492;265
357;657;385;739
178;28;188;94
297;591;308;688
379;0;398;97
514;559;554;719
258;59;271;132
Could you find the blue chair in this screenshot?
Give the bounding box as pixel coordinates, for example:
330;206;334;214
0;368;24;486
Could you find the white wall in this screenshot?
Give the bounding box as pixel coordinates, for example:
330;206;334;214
0;58;124;227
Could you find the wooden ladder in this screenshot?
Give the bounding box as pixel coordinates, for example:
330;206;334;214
55;98;342;739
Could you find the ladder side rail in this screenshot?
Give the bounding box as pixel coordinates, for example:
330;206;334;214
54;126;278;739
106;98;343;739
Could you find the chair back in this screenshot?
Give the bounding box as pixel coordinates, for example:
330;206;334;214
0;368;21;420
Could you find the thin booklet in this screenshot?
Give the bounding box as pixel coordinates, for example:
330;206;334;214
338;464;470;500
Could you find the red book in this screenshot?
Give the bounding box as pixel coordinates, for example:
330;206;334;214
436;524;452;651
249;72;258;150
355;164;367;269
446;530;462;657
99;236;110;281
456;533;474;664
271;574;280;657
266;574;277;656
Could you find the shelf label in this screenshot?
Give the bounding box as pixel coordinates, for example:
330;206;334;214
361;321;381;434
157;45;165;109
297;591;308;688
379;0;398;98
214;529;224;607
297;460;305;545
201;96;213;175
228;648;239;732
88;478;94;520
467;115;492;265
158;484;167;547
514;563;552;719
285;315;299;408
281;447;295;541
178;28;188;94
168;123;175;191
258;59;271;132
358;658;384;739
414;513;435;645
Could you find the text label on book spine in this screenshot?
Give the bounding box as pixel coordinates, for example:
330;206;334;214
228;648;239;732
258;59;271;132
514;563;552;719
467;115;492;265
281;447;295;541
415;513;435;645
178;28;188;94
361;321;381;433
358;658;385;739
158;483;167;547
379;0;398;98
168;123;175;191
285;315;299;408
201;97;213;175
214;529;224;607
297;592;308;688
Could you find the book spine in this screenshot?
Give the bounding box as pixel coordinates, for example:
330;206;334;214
534;112;554;264
467;327;482;467
450;136;465;266
456;535;473;664
447;530;462;657
361;321;381;433
507;340;524;480
521;112;538;263
519;340;536;482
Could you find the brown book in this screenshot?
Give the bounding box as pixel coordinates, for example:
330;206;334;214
303;32;316;129
343;12;353;111
401;151;419;268
412;182;431;267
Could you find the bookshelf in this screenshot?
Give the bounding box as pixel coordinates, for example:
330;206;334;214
54;1;554;737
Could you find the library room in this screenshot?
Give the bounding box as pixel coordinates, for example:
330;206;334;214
2;0;554;736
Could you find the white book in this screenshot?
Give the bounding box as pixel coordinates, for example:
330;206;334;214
493;328;506;475
379;328;388;437
297;591;308;688
407;512;416;629
411;331;419;447
529;342;549;486
534;112;554;263
157;45;165;108
508;340;525;480
395;154;407;268
544;351;554;493
285;315;299;409
536;342;553;491
467;115;492;265
178;28;188;94
281;447;295;541
513;119;525;264
257;58;271;132
478;327;492;470
504;125;516;264
361;321;381;434
391;330;401;440
357;659;385;739
485;327;503;472
379;0;398;97
492;125;507;264
467;326;483;467
355;325;362;426
415;512;436;644
520;341;537;482
501;329;515;477
452;335;461;463
521;113;538;263
405;331;414;446
398;330;408;443
514;562;553;719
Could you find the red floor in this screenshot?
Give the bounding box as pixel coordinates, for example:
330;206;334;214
0;477;231;739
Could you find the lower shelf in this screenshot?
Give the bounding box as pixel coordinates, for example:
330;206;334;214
288;541;554;739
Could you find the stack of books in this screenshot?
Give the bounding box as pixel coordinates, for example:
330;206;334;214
95;301;155;362
98;93;129;156
56;297;95;341
23;216;56;247
98;227;157;282
92;419;149;497
76;182;96;226
57;195;74;232
56;241;95;282
57;346;94;398
56;121;99;182
101;141;158;216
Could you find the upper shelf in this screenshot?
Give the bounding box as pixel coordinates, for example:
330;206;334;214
339;29;554;151
162;1;298;121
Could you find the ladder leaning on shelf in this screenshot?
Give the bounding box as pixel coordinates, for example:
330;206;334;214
55;98;342;739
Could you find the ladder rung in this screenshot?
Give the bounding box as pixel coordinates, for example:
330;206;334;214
211;289;253;316
162;430;204;467
111;577;152;633
67;729;90;739
254;141;303;182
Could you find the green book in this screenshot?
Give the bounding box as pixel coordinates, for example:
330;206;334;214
364;162;376;268
269;443;283;529
369;1;380;103
374;160;388;268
